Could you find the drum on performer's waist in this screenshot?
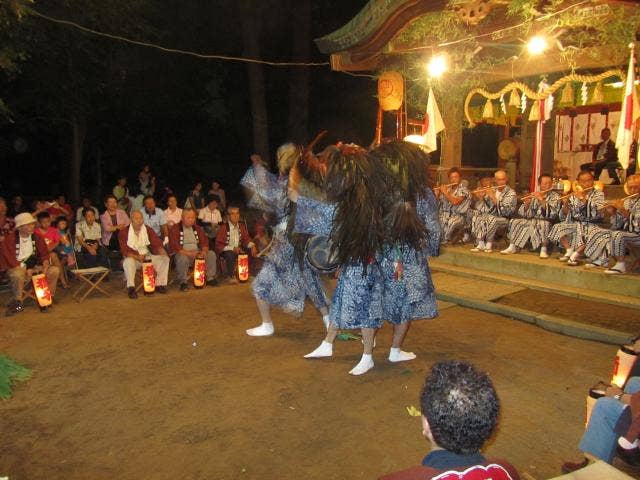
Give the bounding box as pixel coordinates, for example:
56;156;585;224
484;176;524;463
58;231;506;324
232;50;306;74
305;235;339;273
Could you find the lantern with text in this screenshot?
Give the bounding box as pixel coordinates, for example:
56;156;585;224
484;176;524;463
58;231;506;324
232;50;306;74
611;345;638;388
237;254;249;282
377;71;403;111
142;261;156;293
31;273;52;307
194;258;206;288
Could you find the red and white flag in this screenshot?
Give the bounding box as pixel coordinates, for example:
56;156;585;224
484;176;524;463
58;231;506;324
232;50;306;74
422;87;445;152
616;45;640;170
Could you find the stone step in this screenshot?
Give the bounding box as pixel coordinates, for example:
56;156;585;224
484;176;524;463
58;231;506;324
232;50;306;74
432;245;640;303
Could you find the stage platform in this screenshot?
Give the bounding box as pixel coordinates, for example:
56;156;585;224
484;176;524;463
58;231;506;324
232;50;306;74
431;245;640;310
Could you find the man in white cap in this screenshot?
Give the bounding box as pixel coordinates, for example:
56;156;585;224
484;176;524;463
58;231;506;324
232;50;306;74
0;212;60;315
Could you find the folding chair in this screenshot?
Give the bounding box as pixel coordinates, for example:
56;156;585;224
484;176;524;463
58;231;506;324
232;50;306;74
69;239;111;303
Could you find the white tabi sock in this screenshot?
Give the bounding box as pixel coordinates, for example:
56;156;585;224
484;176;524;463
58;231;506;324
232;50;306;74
246;322;274;337
484;241;493;251
564;248;574;258
388;347;417;362
611;261;627;273
349;353;374;376
618;437;639;450
477;240;486;250
304;340;333;358
322;315;330;331
569;251;580;262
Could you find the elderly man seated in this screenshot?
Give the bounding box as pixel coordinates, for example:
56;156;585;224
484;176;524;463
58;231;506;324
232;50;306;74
215;205;256;282
0;213;60;315
118;210;169;299
168;208;218;291
380;361;519;480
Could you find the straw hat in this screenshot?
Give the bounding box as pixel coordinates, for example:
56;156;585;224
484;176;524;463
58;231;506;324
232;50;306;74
14;212;37;229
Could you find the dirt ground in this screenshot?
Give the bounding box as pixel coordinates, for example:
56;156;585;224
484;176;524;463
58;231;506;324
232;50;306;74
496;289;640;334
0;278;630;480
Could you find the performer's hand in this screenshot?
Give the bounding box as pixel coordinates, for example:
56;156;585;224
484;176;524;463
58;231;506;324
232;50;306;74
605;385;623;397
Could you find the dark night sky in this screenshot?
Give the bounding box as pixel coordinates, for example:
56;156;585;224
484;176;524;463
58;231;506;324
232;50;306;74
0;0;374;205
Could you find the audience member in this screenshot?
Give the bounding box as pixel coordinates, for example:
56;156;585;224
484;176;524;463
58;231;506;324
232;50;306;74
251;219;270;274
139;164;156;196
185;182;205;210
49;194;73;221
0;197;15;238
208;180;226;212
55;216;75;267
76;208;109;268
380;361;519;480
164;194;183;228
76;197;99;223
34;211;67;288
9;195;26;217
168;208;218;291
140;195;168;240
215;205;255;281
1;213;60;315
118;210;169;299
198;195;223;241
113;176;131;211
100;195;130;253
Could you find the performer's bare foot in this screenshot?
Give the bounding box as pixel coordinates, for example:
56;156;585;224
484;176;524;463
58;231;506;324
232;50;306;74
388;347;416;362
349;354;374;375
246;322;274;336
304;340;333;358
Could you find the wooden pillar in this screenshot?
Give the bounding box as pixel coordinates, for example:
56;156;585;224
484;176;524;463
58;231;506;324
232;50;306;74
440;96;463;169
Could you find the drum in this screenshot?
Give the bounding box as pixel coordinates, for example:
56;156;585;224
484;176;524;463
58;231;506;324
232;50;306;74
305;235;339;273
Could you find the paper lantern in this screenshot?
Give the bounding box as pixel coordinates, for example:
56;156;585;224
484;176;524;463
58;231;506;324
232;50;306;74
585;387;605;426
31;273;52;307
377;71;404;111
528;100;541;121
194;258;206;288
237;254;249;282
560;83;575;106
142;261;156;293
591;81;604;104
611;345;638;388
482;99;494;119
508;88;520;109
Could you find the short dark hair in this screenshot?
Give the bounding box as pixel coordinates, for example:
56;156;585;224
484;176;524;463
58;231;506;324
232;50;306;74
538;173;552;183
577;170;594;181
36;211;51;221
167;194;177;202
448;167;461;176
420;361;499;455
143;195;155;203
104;194;117;204
82;207;95;217
206;194;220;205
55;215;67;226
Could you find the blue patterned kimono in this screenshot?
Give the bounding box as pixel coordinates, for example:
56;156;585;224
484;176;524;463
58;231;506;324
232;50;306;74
240;166;327;314
380;189;441;325
294;195;384;330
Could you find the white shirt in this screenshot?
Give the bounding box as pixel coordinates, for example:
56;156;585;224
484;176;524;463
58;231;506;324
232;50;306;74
75;221;102;250
76;206;99;222
198;207;222;225
164;207;183;226
18;235;33;262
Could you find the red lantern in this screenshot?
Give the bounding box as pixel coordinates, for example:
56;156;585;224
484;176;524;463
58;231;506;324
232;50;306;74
611;346;638;388
31;273;52;307
194;258;206;288
237;254;249;282
142;261;156;293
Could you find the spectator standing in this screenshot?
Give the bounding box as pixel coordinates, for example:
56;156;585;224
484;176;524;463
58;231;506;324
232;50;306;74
113;176;130;211
164;195;183;228
208;180;227;212
185;182;205;210
9;195;26;217
138;164;156;196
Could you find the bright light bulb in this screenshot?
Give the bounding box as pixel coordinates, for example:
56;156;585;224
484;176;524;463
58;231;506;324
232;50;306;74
527;36;548;55
426;55;447;78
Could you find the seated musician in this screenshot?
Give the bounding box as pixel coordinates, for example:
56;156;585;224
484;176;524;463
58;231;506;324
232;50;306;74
434;167;470;245
501;173;560;258
470;170;516;253
549;170;605;266
582;174;640;274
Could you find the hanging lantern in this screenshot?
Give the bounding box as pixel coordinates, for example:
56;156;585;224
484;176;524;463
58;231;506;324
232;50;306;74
529;100;541;121
31;273;52;307
611;345;638;388
585;385;606;426
560;83;575;106
237;254;250;282
377;71;404;111
509;88;520;109
591;81;604;104
142;261;156;293
194;258;206;288
482;99;494;119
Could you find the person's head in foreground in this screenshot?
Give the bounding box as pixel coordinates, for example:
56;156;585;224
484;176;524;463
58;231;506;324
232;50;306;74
380;361;518;480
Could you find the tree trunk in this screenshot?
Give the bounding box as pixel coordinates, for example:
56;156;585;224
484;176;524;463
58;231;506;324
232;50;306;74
240;3;270;163
287;0;311;143
69;116;86;204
